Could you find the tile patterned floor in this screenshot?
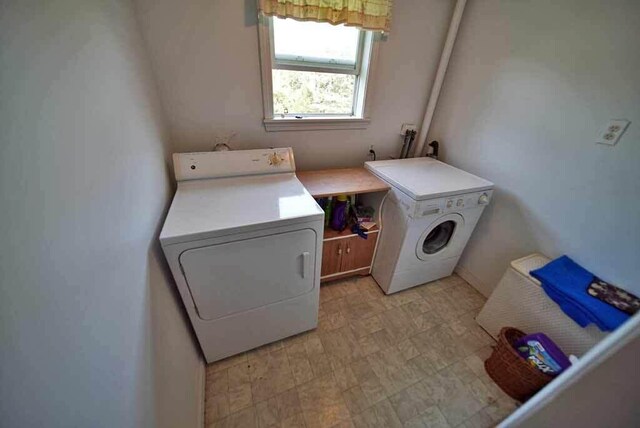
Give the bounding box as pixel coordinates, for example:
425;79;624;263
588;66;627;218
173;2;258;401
204;275;519;428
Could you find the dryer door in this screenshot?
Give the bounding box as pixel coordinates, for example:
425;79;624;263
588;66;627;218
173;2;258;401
416;213;464;260
179;229;316;321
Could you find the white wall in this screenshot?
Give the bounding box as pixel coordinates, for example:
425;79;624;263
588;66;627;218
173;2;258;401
0;1;203;427
429;0;640;296
134;0;454;170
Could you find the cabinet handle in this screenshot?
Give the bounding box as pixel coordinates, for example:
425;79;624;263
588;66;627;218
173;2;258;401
346;246;351;254
338;247;343;255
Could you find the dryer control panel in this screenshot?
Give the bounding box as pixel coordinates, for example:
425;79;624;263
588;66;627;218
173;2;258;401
173;148;295;181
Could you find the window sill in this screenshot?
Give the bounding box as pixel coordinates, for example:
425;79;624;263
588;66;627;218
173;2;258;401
263;117;370;132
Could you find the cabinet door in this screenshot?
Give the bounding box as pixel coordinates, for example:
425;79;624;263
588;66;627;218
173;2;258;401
321;239;343;277
341;233;378;272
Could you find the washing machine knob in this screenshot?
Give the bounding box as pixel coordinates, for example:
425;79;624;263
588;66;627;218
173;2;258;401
478;193;489;205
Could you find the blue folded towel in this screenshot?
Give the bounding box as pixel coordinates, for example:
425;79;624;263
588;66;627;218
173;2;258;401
530;256;629;331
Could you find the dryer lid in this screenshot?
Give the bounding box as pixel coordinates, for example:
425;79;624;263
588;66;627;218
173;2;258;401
160;173;323;245
365;158;493;200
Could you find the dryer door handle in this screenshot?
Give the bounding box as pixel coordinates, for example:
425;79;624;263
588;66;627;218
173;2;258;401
301;252;311;278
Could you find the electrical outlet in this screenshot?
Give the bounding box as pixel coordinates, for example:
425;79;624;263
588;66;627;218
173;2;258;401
597;119;630;146
400;123;416;135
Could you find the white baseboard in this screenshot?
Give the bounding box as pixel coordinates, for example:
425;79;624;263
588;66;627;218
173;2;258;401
454;264;491;298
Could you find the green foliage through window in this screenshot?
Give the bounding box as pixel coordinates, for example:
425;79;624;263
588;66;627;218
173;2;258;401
272;70;356;116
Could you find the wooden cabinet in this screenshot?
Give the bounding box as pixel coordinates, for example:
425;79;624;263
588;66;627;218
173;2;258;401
341;233;378;272
320;231;379;281
321;239;344;277
296;167;389;283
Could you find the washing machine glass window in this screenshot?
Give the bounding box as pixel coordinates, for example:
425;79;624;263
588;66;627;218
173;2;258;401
422;220;455;254
416;213;464;261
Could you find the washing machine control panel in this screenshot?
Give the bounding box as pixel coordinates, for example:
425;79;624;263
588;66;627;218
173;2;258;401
388;188;493;219
413;191;493;219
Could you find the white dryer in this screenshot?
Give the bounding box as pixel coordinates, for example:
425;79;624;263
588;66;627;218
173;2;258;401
365;158;493;294
160;148;323;363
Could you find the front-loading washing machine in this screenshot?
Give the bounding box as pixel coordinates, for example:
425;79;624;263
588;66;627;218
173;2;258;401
364;158;493;294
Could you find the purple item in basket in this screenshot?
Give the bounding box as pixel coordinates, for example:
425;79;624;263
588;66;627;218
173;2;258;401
514;333;571;376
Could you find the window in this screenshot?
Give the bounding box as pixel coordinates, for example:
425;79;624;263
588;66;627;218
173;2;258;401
258;16;378;131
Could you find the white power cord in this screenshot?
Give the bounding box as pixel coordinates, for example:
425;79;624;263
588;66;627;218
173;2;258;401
369;191;389;272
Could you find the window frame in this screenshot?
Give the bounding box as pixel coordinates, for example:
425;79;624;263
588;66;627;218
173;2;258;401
271;22;366;75
258;15;380;132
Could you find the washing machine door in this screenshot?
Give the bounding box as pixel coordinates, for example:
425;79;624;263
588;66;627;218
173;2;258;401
416;213;464;260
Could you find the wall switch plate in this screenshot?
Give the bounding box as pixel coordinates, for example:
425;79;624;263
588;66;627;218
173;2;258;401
400;123;416;135
597;119;630;146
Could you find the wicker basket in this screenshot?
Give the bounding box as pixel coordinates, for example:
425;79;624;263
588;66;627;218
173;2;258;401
485;327;554;402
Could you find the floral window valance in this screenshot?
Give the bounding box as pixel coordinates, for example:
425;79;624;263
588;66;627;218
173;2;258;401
258;0;393;33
